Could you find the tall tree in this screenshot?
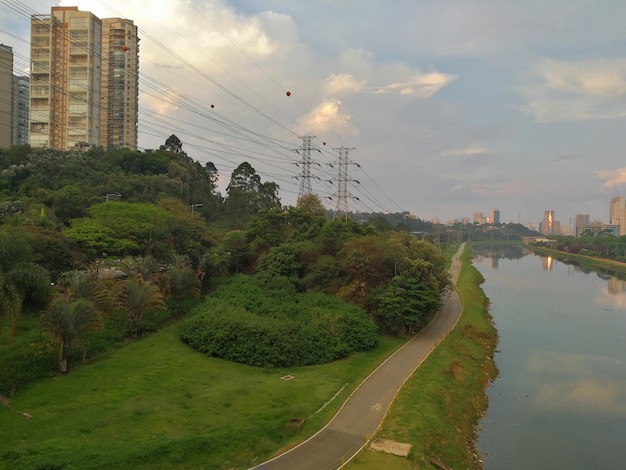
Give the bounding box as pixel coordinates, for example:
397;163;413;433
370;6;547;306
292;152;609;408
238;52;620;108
225;162;281;227
160;134;186;155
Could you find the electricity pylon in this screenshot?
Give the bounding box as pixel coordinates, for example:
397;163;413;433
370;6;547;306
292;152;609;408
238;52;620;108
294;135;320;200
328;146;358;221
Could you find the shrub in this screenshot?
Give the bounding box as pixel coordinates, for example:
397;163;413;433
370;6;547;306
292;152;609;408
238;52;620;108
179;275;378;368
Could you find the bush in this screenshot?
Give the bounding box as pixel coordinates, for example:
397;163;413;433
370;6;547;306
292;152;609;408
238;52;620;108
0;341;57;396
179;275;378;368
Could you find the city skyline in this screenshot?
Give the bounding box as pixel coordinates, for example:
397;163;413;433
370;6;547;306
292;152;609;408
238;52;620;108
1;1;626;224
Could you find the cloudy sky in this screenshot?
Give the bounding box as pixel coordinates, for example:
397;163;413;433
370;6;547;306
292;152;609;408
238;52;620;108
2;0;626;227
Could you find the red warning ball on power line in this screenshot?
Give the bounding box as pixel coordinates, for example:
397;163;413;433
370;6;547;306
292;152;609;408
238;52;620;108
286;91;291;97
122;45;128;51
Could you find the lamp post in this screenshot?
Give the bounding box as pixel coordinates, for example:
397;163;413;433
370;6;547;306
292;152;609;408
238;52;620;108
104;193;122;202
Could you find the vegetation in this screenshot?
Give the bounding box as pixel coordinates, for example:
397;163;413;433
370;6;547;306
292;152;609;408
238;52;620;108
180;274;378;367
525;243;626;277
0;324;404;469
529;234;626;265
0;139;489;468
347;245;498;469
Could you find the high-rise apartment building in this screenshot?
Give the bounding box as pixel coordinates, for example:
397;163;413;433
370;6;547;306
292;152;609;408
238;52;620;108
490;208;500;225
100;18;138;149
575;213;590;228
29;6;138;150
609;197;626;235
12;76;30;145
0;44;12;148
539;210;554;235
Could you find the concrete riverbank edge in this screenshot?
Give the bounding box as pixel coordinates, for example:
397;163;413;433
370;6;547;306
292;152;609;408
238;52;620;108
346;243;498;469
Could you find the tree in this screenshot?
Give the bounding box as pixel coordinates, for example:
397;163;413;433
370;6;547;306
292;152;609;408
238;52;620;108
297;194;327;217
375;258;443;335
224;162;281;227
0;231;53;343
41;298;102;373
160;134;186;155
163;255;201;300
117;278;165;338
63;202;174;259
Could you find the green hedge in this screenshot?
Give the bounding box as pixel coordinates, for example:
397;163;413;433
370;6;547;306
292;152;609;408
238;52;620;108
180;275;378;367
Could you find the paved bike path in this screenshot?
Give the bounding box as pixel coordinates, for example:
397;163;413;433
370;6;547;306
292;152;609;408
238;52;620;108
254;244;465;470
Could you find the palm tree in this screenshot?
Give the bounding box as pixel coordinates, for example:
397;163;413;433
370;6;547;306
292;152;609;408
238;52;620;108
0;232;53;343
163;255;201;300
58;270;118;315
117;278;165;338
118;255;161;283
41;298;102;373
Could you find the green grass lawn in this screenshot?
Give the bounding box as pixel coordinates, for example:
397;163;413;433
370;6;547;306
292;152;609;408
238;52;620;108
347;245;498;469
0;323;404;469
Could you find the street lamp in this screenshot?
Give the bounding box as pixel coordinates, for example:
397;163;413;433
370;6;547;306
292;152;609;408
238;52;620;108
190;203;203;213
104;193;122;202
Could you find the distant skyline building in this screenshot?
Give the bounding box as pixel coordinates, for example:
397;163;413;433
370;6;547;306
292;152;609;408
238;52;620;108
12;75;29;145
609;197;626;235
0;44;12;148
539;210;554;235
29;6;138;150
490;208;500;225
575;213;590;229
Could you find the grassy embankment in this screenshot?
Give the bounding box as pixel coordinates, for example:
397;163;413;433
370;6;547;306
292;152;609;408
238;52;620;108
0;322;404;469
0;244;495;469
347;244;498;469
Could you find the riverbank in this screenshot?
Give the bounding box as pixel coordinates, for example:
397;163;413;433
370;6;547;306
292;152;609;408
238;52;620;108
525;244;626;277
347;244;498;469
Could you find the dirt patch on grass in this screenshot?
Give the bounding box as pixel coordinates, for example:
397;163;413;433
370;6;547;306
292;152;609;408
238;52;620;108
443;359;463;381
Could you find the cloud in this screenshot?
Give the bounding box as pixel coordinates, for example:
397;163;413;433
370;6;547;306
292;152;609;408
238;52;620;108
324;73;366;96
538;59;626;97
298;99;359;137
442;147;488;158
596;168;626;190
371;72;457;97
521;58;626;122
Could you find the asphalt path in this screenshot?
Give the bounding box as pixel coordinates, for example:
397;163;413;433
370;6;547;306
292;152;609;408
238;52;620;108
253;244;465;470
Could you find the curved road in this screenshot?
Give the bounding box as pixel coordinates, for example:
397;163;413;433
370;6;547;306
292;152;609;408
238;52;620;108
254;244;465;470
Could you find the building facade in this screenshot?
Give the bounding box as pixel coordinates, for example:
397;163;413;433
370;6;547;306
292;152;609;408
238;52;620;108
609;197;626;236
490;208;500;225
539;210;554;235
29;6;138;150
12;75;29;145
100;18;139;149
0;44;12;148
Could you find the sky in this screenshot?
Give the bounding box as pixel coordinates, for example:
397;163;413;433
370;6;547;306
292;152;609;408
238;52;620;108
2;0;626;228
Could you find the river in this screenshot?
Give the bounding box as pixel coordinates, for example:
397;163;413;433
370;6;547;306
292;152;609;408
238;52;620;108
472;245;626;470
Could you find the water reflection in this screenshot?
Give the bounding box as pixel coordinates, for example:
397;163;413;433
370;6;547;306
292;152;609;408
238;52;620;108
542;256;553;271
526;350;626;417
474;246;626;469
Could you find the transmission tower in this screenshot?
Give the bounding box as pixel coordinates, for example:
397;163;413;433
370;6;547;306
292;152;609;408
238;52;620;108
293;135;320;200
329;146;359;221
